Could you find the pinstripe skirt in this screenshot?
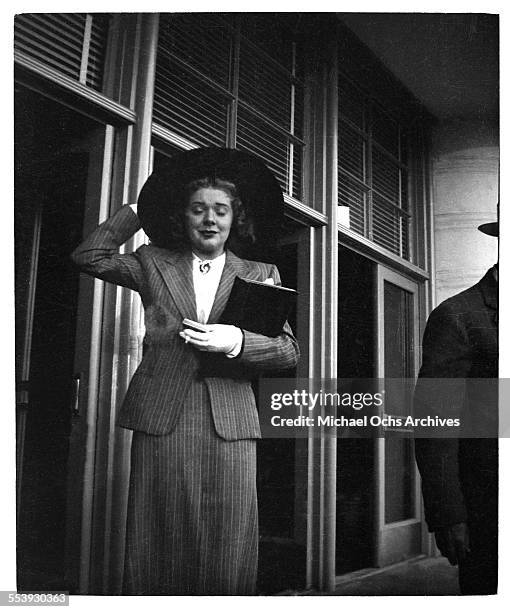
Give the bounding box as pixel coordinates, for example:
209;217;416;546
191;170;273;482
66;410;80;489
123;378;258;595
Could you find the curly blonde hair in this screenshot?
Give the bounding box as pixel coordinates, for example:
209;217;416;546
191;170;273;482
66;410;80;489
155;177;256;253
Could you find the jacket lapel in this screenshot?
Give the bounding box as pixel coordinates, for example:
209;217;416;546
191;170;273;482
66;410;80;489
153;250;197;320
479;266;498;311
478;265;498;327
153;248;264;324
207;250;253;324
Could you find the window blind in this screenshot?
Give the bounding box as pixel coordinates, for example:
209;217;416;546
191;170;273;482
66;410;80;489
154;60;230;147
338;172;366;236
154;13;305;200
85;15;110;91
238;15;304;199
158;13;232;89
236;106;290;192
238;46;292;129
154;14;233;148
14;13;110;92
338;75;411;260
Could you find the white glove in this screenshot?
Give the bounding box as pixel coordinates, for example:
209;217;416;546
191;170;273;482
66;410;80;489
179;324;243;356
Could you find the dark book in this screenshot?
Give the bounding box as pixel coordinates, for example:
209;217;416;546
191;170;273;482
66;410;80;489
219;276;297;337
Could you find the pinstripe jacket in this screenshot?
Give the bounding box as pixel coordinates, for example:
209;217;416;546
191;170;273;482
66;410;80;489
72;205;299;440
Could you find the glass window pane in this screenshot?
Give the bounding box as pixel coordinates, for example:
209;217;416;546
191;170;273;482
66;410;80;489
238;16;304;202
292;145;303;200
372;105;399;158
372;148;400;205
383;280;415;523
339;121;365;181
338;172;366;235
240;14;296;71
338;76;365;128
158;13;232;88
385;438;414;523
236;106;291;195
383;281;414;379
86;14;110;92
14;13;110;93
372;195;408;257
293;82;305;140
238;48;292;129
153;62;229;147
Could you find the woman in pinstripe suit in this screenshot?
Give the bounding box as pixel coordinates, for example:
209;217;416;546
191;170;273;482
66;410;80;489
72;148;299;595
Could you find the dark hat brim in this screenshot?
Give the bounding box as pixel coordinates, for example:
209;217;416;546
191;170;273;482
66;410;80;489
137;147;284;259
478;221;499;237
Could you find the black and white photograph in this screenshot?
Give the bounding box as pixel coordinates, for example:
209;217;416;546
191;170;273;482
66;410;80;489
6;3;506;602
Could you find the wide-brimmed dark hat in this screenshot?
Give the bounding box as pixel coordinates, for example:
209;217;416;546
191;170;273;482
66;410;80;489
137;147;284;261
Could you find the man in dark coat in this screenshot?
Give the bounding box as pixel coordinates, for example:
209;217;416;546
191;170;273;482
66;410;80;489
414;220;498;595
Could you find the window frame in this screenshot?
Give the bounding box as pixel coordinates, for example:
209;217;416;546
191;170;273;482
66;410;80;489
338;71;415;262
152;13;306;201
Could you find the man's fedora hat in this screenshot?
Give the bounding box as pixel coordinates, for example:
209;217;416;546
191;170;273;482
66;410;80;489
478;221;499;237
137;147;284;260
478;201;499;237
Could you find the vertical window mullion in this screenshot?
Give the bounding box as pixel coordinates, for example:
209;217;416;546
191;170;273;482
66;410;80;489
398;123;403;258
288;42;297;197
366;102;374;241
228;18;241;148
398;127;401;208
360;135;367;237
288;142;295;197
79;14;93;84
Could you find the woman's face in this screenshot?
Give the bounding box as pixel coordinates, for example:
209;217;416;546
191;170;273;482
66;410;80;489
184;187;234;259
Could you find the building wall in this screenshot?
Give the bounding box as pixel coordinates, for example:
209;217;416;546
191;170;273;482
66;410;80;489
430;118;498;305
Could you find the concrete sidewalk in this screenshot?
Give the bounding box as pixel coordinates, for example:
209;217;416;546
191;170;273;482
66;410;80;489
333;557;460;595
280;556;460;596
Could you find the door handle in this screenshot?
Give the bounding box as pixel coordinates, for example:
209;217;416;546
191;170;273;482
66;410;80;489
70;374;81;416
